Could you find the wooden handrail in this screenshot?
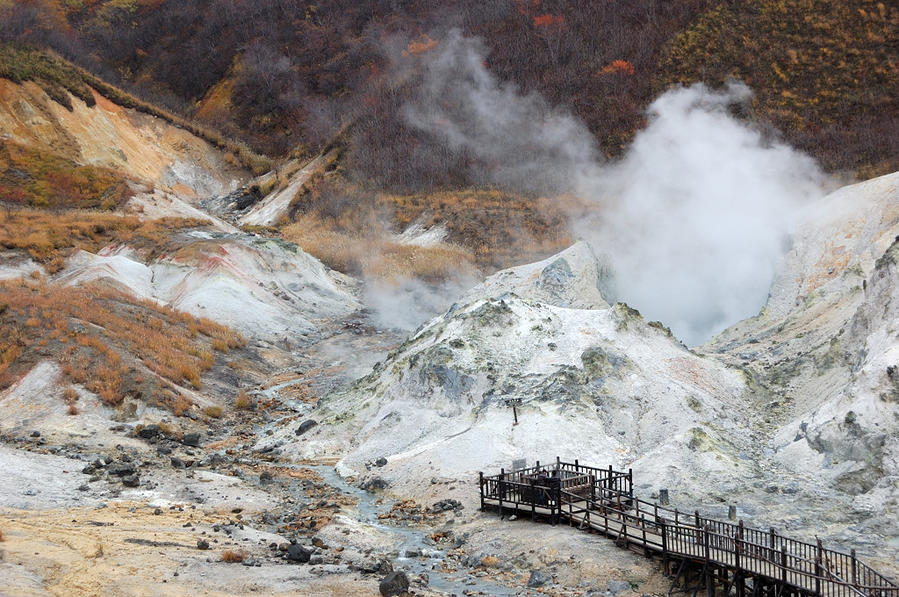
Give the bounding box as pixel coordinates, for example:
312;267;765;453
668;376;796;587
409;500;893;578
479;461;898;597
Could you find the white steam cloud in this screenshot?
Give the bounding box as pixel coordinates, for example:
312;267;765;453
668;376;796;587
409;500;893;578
403;30;831;345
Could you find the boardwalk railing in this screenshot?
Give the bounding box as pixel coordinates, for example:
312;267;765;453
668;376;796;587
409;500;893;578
479;460;898;597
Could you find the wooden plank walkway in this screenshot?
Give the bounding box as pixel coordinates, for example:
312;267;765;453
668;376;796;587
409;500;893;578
478;459;898;597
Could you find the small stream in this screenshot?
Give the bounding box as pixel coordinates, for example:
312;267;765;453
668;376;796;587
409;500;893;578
309;465;522;596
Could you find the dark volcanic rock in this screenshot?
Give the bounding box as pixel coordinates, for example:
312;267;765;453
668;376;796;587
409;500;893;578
295;420;318;436
121;474;140;487
181;432;202;447
379;571;409;596
137;425;160;439
359;477;389;491
197;539;210;550
430;499;462;513
528;570;549;588
286;544;311;563
108;462;137;476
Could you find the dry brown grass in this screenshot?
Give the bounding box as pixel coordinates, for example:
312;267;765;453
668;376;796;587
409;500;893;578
221;549;245;563
202;405;223;418
282;213;477;283
63;386;78;415
234;390;253;410
283;181;575;279
0;208;209;273
0;278;244;411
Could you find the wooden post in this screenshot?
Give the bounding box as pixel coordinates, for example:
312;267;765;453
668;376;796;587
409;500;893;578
703;525;710;561
479;472;485;511
556;455;561;471
695;510;701;543
781;545;788;585
675;508;679;526
815;539;823;597
735;523;746;597
591;474;596;503
628;468;633;498
660;518;668;555
654;503;659;524
850;549;857;588
530;479;536;522
499;468;505;520
554;479;562;526
575;458;579;472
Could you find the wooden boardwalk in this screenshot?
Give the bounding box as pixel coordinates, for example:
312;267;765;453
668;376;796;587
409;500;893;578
478;460;898;597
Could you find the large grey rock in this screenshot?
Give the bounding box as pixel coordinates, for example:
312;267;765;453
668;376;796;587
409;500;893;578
379;571;409;596
528;570;549;588
286;544;311;563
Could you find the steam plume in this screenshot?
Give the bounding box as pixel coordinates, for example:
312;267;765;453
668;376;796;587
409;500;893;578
402;30;831;345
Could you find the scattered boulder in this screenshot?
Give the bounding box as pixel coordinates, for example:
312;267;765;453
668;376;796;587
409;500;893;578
295;420;318;436
108;462;137;476
528;570;549;588
608;579;632;595
181;432;202;447
137;425;160;439
286;544;311;563
170;457;185;469
121;474;140;487
429;499;462;513
197;539;210;550
375;456;388;467
379;571;409;596
359;477;389;491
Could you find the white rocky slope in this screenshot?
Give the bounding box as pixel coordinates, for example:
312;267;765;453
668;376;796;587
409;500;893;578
292;243;755;501
705;172;899;509
460;240;611;309
51;233;360;342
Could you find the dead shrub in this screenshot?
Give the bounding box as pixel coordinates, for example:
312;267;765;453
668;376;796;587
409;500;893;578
202;405;223;418
234;390;252;410
221;549;245;563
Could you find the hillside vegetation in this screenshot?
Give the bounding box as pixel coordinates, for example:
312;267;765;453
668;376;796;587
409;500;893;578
0;139;132;210
660;0;898;179
1;0;894;188
0;44;271;174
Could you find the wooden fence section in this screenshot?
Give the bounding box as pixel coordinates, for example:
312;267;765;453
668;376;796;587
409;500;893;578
478;459;898;597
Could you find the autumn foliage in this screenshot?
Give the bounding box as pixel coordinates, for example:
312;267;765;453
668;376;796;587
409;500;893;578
403;34;438;57
597;60;636;77
533;14;565;30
